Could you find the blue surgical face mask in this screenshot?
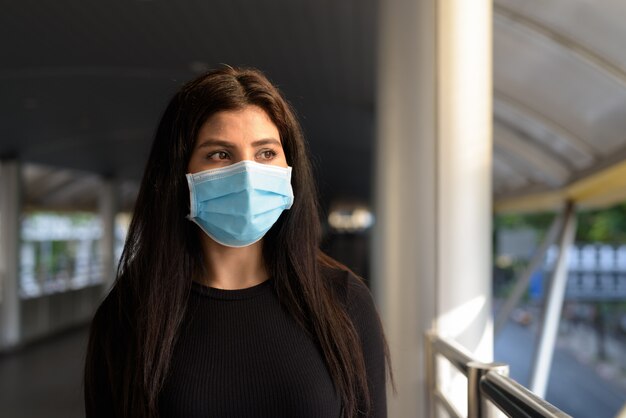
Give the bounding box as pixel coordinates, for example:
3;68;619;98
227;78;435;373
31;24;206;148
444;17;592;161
186;160;294;247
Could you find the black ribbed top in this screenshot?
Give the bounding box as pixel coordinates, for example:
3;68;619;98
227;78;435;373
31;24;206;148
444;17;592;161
189;278;274;300
157;271;387;418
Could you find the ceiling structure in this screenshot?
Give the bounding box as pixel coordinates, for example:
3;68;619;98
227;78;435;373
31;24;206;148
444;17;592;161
1;0;377;212
2;0;626;213
493;0;626;211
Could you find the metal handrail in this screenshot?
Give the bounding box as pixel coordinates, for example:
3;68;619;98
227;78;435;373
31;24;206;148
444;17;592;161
480;372;571;418
425;331;573;418
429;333;474;375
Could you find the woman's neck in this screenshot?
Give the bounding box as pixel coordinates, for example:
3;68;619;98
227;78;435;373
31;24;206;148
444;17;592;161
197;235;268;290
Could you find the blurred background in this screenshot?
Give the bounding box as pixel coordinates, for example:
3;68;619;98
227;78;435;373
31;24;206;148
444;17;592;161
1;0;626;417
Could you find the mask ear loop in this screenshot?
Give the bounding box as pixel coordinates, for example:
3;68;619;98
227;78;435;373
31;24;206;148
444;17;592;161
186;173;197;219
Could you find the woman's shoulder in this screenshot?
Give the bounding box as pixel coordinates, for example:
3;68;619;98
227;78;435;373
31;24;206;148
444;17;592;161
320;261;380;324
89;283;132;338
320;260;386;385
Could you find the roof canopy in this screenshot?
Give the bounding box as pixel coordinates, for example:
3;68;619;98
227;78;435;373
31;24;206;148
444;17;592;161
493;0;626;212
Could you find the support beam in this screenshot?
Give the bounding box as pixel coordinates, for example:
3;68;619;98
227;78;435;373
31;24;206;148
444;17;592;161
494;209;564;336
529;201;577;397
0;160;22;349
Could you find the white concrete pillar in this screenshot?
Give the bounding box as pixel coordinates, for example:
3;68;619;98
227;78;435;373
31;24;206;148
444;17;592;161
99;179;118;294
0;160;22;348
374;1;493;417
373;1;437;417
436;0;493;359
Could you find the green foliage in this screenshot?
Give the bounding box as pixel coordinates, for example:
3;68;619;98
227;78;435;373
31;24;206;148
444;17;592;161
494;202;626;244
576;203;626;243
494;213;552;230
494;212;556;241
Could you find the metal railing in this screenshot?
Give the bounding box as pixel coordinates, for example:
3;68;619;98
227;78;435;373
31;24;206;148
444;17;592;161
425;331;572;418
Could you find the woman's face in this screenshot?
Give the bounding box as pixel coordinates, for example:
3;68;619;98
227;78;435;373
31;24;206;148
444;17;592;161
187;105;288;174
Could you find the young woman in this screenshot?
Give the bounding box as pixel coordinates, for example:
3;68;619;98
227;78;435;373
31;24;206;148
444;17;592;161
84;66;392;418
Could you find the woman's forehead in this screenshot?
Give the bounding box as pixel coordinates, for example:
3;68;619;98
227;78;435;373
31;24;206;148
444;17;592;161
197;105;280;145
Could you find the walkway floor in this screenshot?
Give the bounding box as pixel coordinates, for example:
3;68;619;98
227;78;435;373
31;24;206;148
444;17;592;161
0;327;88;418
496;321;626;418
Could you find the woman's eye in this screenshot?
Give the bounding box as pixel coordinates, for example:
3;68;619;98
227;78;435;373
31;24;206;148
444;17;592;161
208;151;229;160
259;150;277;160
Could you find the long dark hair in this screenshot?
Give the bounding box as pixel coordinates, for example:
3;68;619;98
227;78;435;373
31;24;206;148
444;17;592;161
84;66;392;417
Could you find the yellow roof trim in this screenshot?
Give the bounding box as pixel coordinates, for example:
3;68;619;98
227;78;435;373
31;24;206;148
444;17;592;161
495;159;626;213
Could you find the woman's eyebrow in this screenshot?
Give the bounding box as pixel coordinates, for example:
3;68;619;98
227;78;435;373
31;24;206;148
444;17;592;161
195;139;235;149
251;138;281;147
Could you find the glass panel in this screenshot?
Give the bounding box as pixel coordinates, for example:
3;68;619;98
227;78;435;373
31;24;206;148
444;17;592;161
20;212;102;298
